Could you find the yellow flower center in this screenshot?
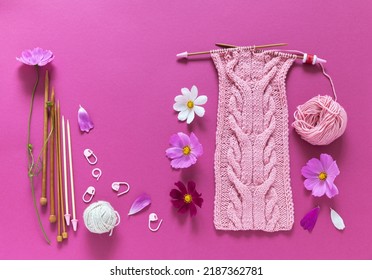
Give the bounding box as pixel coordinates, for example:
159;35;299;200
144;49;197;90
184;194;192;204
318;172;327;181
187;100;194;109
183;145;191;155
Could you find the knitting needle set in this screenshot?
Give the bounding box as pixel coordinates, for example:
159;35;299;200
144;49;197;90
40;71;77;243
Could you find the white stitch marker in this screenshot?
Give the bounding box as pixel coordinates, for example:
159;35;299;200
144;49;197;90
82;186;95;203
148;213;163;232
112;182;130;196
92;168;102;180
84;148;98;165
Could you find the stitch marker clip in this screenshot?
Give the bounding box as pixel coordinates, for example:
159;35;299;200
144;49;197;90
84;148;98;165
82;186;95;203
112;182;130;196
148;213;163;232
92;168;102;180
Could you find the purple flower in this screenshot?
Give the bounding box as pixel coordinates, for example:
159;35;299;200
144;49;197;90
300;206;320;232
301;153;340;198
165;132;203;169
78;105;94;133
16;47;54;66
170;181;203;217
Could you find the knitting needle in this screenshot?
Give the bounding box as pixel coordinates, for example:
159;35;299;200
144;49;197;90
61;115;71;226
40;70;49;206
48;88;56;223
55;102;62;242
215;42;288;49
67;119;78;231
176;43;288;58
215;42;327;63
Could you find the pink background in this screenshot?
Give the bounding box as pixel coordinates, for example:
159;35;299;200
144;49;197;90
0;0;371;260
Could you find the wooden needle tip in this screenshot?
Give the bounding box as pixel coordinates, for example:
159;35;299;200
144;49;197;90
57;235;63;243
40;197;47;206
62;232;68;239
49;215;57;223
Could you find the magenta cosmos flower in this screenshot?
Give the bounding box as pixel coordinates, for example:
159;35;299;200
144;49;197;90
170;181;203;217
301;153;340;198
165;132;203;169
16;47;54;66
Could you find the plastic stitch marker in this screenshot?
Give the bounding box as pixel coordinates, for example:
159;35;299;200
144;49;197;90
111;182;130;196
148;213;163;232
84;148;98;165
82;186;95;203
92;168;102;180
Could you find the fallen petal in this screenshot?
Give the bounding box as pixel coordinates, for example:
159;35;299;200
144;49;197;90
300;206;320;232
128;193;151;215
330;208;345;230
78;105;94;133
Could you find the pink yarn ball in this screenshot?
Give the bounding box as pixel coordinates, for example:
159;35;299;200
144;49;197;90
292;95;347;145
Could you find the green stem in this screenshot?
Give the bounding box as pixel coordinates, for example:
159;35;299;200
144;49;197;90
27;66;50;244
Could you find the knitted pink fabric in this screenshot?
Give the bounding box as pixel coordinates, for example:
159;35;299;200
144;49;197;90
211;47;295;232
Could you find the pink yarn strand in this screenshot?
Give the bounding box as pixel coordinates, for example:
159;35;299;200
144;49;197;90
319;63;337;101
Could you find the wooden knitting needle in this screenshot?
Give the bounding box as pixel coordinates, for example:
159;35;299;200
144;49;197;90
40;70;49;206
56;105;67;239
216;42;288;49
67;119;78;231
61;115;71;226
48;88;56;223
176;43;288;58
55;102;62;242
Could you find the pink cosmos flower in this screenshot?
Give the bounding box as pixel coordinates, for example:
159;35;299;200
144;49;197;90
16;47;54;66
165;132;203;169
301;153;340;198
170;181;203;217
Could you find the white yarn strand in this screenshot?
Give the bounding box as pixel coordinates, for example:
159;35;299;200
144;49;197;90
83;201;120;235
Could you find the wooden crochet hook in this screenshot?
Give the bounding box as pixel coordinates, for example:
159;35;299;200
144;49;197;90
176;43;288;58
40;70;49;206
49;88;56;223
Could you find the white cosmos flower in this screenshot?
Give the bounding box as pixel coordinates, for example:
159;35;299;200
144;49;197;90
173;85;208;124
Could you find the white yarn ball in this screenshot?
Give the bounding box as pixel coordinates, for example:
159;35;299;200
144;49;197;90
83;201;120;235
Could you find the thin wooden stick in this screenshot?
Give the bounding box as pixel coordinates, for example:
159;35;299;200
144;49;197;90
41;70;49;206
216;42;288;49
61;115;71;226
56;104;68;239
55;101;63;242
67;120;78;231
48;89;56;223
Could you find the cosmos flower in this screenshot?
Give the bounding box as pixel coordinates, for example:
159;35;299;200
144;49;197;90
301;154;340;198
165;132;203;169
16;47;54;66
170;181;203;217
173;85;208;124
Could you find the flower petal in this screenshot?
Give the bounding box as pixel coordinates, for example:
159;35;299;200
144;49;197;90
190;85;198;100
178;203;190;214
186;110;195;124
178;110;189;121
169;133;183;148
177;132;191;147
187;181;196;194
304;158;324;175
175;95;187;103
330;208;345;230
189;203;197;217
78;105;94;133
301;165;320;179
172;199;185;209
128;193;151;216
300;206;320;232
165;147;183;159
193;196;203;208
173;102;187;112
170;188;182;199
194;95;208;105
189;133;203;157
325;161;340;180
193;105;205;117
304;178;320;191
181;87;191;99
170;156;194;169
311;181;327;197
325;181;339;198
320;153;335;170
174;181;187;194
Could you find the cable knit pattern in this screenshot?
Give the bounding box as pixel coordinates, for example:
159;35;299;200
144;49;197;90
211;47;295;231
